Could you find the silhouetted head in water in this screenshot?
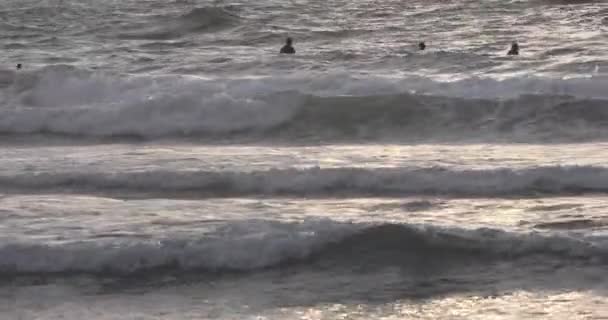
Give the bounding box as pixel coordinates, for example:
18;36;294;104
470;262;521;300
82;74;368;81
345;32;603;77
16;64;21;70
507;42;519;55
418;42;426;51
280;37;295;54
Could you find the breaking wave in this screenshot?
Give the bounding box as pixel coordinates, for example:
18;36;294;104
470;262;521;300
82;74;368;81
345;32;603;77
3;165;608;198
0;220;604;276
1;66;608;142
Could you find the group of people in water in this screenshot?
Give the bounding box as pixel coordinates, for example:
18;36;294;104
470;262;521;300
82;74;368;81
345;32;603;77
280;37;520;56
13;38;518;70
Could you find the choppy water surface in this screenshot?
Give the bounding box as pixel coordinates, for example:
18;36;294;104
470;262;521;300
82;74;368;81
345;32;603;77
1;0;607;319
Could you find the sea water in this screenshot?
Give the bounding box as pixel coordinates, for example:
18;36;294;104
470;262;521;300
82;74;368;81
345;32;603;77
1;0;608;319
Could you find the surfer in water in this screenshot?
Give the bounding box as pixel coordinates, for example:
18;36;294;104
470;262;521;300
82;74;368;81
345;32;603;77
16;64;22;70
419;42;426;51
507;42;519;55
280;37;295;54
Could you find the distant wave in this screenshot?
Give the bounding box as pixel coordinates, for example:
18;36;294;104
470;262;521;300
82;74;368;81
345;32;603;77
537;0;599;4
118;7;241;40
533;219;608;230
1;66;608;142
3;165;608;198
176;6;241;32
0;220;603;276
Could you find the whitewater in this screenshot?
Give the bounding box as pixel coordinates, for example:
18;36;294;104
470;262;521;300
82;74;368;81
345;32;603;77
1;0;608;319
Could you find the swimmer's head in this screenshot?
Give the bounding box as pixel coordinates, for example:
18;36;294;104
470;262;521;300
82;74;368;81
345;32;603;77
508;42;519;55
418;42;426;50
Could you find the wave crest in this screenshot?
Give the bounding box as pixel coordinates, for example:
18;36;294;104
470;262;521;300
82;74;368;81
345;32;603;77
2;66;608;142
118;6;240;40
3;166;608;198
0;221;603;276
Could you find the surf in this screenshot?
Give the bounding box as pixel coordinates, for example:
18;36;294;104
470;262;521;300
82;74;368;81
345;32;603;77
3;165;608;198
0;220;603;277
1;66;608;142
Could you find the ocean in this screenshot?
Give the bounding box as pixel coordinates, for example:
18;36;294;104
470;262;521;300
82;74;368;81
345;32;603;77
1;0;608;319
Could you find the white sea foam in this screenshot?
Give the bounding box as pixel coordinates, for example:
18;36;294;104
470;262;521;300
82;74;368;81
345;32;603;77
1;66;607;141
0;219;357;274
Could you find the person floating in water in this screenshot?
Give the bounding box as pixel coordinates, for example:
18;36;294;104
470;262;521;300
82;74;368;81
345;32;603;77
507;42;519;55
280;37;295;54
16;64;22;70
418;42;426;51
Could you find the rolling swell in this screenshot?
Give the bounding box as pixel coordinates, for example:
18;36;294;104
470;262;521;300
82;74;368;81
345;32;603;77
0;221;603;277
290;93;608;141
1;66;608;142
3;166;608;198
118;7;241;40
174;6;241;32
